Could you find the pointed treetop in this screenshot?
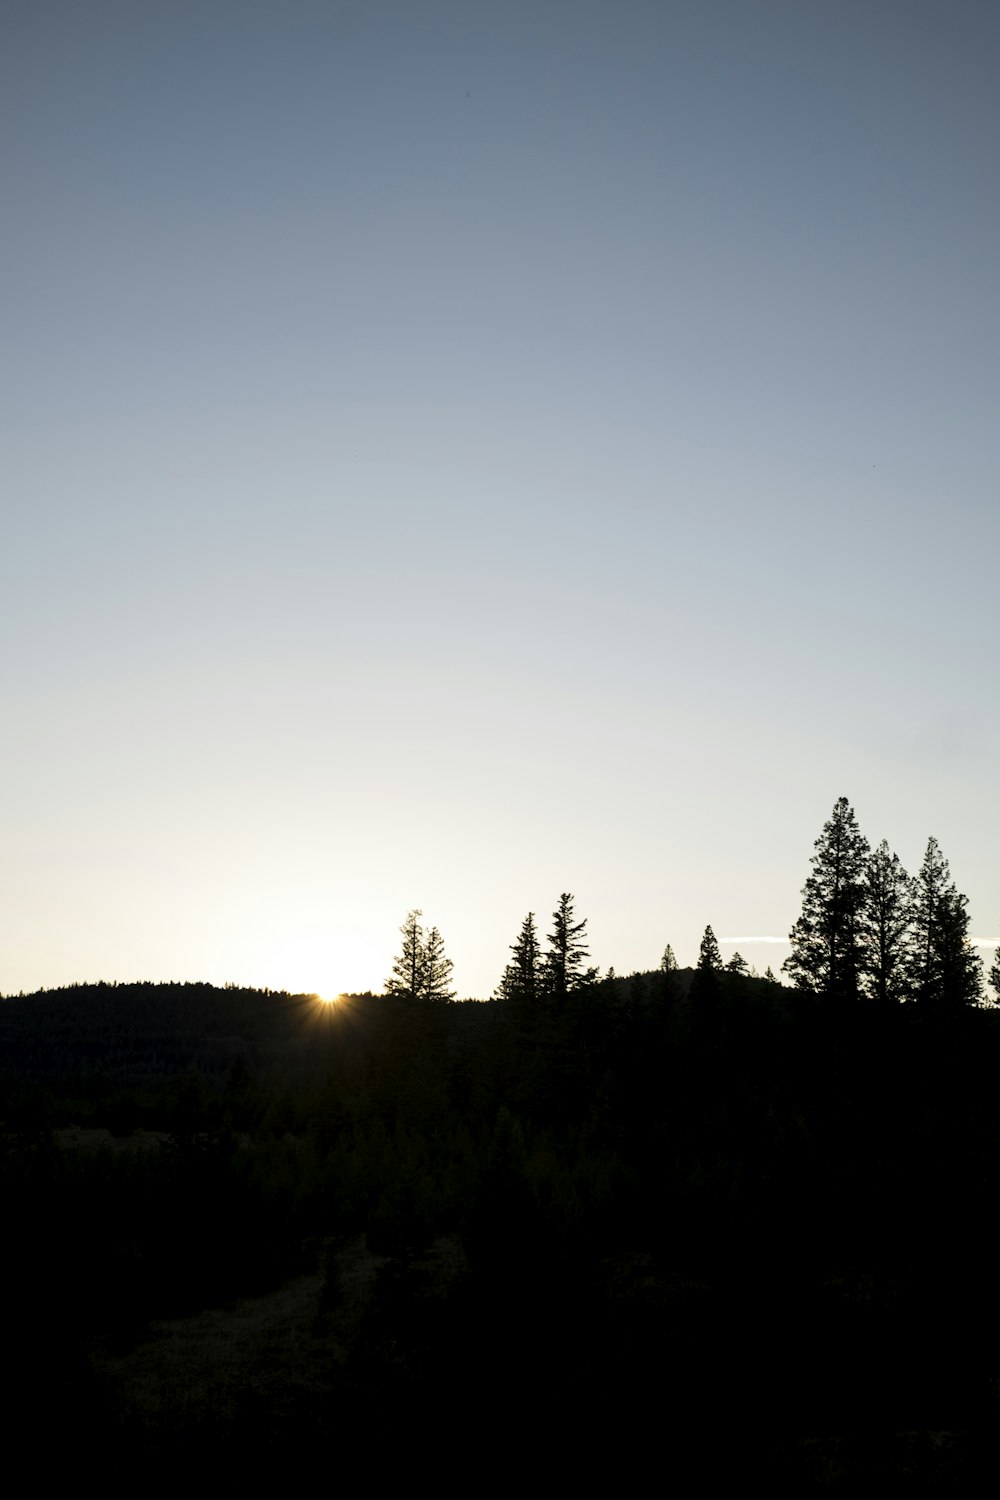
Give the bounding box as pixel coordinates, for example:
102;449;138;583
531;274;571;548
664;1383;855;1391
783;796;870;1001
495;912;541;1003
421;925;456;1002
385;909;454;1001
911;836;982;1007
544;892;596;997
697;925;724;972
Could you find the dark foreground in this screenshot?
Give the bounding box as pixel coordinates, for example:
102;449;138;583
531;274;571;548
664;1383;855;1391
3;975;999;1488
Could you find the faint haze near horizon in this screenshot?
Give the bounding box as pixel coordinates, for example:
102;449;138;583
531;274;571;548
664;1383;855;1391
2;1;998;1000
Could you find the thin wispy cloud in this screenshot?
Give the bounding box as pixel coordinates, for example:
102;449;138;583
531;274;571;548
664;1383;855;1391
720;936;790;945
972;938;1000;947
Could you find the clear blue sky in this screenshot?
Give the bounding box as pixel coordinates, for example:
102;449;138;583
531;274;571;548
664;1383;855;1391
3;0;998;997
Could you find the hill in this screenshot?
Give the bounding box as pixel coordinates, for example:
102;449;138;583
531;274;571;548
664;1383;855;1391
4;973;1000;1484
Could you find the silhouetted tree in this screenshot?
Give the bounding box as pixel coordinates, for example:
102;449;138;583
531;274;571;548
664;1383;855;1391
655;942;680;1004
385;911;454;1001
495;913;541;1005
421;926;455;1002
725;952;749;977
908;838;982;1007
386;909;426;999
860;840;914;1007
697;926;723;971
990;946;1000;1005
690;924;724;1005
543;893;595;1000
784;796;870;1003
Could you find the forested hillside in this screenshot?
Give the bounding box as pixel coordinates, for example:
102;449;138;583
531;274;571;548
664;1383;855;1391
4;963;1000;1486
4;804;999;1484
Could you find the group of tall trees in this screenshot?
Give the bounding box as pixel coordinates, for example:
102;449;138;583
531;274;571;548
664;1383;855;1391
388;800;993;1011
495;894;599;1005
783;796;985;1007
386;895;599;1009
384;910;455;1001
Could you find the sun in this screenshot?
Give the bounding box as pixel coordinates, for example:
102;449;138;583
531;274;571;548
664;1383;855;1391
246;924;383;999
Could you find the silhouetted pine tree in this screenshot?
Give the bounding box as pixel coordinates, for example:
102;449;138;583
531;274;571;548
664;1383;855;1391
690;924;724;1005
698;925;723;970
860;840;914;1007
543;893;595;1001
386;910;426;999
908;838;982;1007
784;796;870;1002
495;913;541;1005
496;912;542;1060
422;926;455;1002
385;911;454;1000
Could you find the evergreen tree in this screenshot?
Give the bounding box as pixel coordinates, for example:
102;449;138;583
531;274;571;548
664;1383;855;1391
726;951;750;977
784;796;870;1002
990;946;1000;1005
543;893;595;1000
658;942;679;1004
909;838;982;1007
386;909;426;999
860;840;914;1007
421;926;456;1001
697;925;723;971
936;893;983;1008
701;924;722;972
690;924;724;1004
385;910;455;1001
495;913;541;1004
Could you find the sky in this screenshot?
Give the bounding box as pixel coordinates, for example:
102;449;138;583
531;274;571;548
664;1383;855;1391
3;0;999;998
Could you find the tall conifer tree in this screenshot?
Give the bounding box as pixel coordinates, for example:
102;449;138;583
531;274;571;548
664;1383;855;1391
495;913;541;1003
784;796;870;1002
908;838;982;1007
386;909;426;998
543;893;594;1000
385;910;454;1000
697;926;724;971
421;925;456;1001
860;840;914;1006
691;924;724;1003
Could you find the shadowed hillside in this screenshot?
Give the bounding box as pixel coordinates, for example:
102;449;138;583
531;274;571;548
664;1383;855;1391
4;965;1000;1485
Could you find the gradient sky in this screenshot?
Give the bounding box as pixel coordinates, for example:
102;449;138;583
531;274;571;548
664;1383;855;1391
3;0;999;998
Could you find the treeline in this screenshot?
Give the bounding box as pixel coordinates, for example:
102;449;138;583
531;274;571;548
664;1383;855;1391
384;796;998;1014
